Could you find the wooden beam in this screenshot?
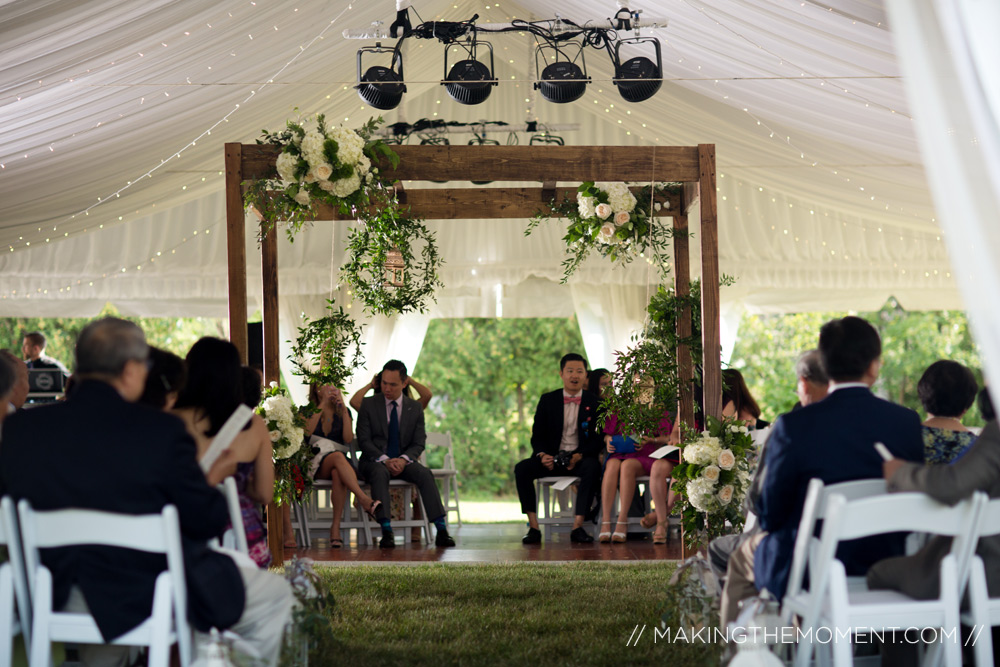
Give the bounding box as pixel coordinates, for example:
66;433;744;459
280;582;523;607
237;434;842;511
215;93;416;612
272;187;680;221
698;144;722;420
682;182;700;216
239;144;701;183
225;143;248;364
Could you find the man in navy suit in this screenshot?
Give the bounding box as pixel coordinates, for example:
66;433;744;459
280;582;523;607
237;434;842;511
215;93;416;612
515;353;603;544
356;359;455;548
720;316;923;625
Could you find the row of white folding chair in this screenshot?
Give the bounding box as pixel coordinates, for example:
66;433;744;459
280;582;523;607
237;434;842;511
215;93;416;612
792;489;986;667
17;499;193;667
0;497;30;666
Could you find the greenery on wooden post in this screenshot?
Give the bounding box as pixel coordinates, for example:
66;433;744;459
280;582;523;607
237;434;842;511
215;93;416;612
289;301;365;389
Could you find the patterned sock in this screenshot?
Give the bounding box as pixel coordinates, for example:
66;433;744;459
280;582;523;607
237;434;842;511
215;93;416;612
433;516;447;532
380;519;392;533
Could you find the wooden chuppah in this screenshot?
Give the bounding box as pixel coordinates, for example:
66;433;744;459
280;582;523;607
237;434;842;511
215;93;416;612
224;143;721;560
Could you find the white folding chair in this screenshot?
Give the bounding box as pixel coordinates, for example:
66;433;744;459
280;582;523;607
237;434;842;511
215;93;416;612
219;477;249;555
961;497;1000;667
348;442;432;546
424;432;462;527
0;497;31;664
535;477;581;540
782;478;889;629
794;491;985;667
18;501;193;667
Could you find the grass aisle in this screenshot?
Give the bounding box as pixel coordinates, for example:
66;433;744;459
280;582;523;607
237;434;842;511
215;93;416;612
315;562;718;666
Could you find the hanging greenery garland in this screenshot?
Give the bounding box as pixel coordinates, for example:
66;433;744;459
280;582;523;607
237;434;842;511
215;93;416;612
525;181;682;282
341;196;444;316
289;301;366;389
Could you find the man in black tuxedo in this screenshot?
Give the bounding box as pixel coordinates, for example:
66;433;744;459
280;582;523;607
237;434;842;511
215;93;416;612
720;316;923;625
0;318;292;665
356;359;455;548
515;353;603;544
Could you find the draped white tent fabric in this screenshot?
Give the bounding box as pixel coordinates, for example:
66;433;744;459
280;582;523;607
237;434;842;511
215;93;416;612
1;0;989;393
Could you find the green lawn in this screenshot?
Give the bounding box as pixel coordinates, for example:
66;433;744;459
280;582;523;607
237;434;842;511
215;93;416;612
308;562;722;666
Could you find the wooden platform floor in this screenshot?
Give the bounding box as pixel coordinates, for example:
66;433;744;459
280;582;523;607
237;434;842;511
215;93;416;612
281;522;683;564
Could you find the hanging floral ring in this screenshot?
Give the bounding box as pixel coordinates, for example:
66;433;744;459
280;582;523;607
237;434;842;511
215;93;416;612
342;202;444;315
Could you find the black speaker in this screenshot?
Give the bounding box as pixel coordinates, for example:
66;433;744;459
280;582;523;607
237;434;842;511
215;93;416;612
247;322;264;371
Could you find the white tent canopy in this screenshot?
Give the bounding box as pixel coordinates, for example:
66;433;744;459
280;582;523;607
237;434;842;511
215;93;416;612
2;0;996;396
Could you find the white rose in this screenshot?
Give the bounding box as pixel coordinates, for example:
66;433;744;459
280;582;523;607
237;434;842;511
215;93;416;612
741;426;749;434
654;202;662;212
319;180;336;192
269;381;278;388
293;189;310;206
718;449;736;470
314;163;333;181
303;170;316;184
595;202;612;219
614;211;630;226
598;222;616;242
702;465;721;483
269;429;281;443
718;485;735;505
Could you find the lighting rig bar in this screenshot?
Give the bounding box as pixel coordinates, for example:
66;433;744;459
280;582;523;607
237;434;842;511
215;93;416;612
348;2;667;110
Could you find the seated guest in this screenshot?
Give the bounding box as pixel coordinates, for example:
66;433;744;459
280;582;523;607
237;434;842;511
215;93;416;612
720;316;923;626
708;349;829;579
356;359;455;548
138;347;186;410
304;382;380;547
349;371;432;412
599;411;674;543
0;318;292;664
0;352;16;424
917;360;978;464
22;330;70;374
587;368;612;401
0;350;28;414
172;338;276;568
514;353;603;544
722;368;765;429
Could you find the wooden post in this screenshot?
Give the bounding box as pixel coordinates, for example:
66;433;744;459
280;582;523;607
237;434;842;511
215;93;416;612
673;206;694;430
224;143;249;364
261;227;284;562
698;144;722;420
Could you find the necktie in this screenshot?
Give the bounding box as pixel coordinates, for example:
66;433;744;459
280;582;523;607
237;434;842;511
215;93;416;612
563;395;581;404
387;401;400;458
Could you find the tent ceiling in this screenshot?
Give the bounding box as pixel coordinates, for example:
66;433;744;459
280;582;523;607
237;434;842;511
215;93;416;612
0;0;956;317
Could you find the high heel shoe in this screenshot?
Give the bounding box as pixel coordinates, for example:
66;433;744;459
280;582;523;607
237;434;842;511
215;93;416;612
598;521;612;543
652;521;668;545
612;522;628;543
365;499;382;520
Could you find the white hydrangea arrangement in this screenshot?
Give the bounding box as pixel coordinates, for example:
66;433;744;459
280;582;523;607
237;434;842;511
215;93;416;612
673;416;755;552
248;115;398;242
526;180;680;282
257;382;313;504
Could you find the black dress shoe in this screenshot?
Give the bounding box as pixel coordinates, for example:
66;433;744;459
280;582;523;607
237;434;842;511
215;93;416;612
570;527;594;543
522;527;542;545
379;532;396;548
435;529;456;547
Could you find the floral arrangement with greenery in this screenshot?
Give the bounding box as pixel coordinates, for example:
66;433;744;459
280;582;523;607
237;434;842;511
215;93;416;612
525;181;681;281
671;415;755;552
245;115;398;241
258;382;313;505
341;195;444;316
288;301;366;391
279;556;336;667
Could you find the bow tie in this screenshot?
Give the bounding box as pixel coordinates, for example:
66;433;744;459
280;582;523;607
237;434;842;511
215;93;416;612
563;395;581;405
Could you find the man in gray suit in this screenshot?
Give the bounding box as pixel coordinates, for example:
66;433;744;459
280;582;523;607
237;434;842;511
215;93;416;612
356;359;455;548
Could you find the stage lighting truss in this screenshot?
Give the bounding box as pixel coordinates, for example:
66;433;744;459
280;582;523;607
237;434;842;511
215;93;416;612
348;4;667;109
356;43;407;110
534;41;591;104
443;36;498;106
